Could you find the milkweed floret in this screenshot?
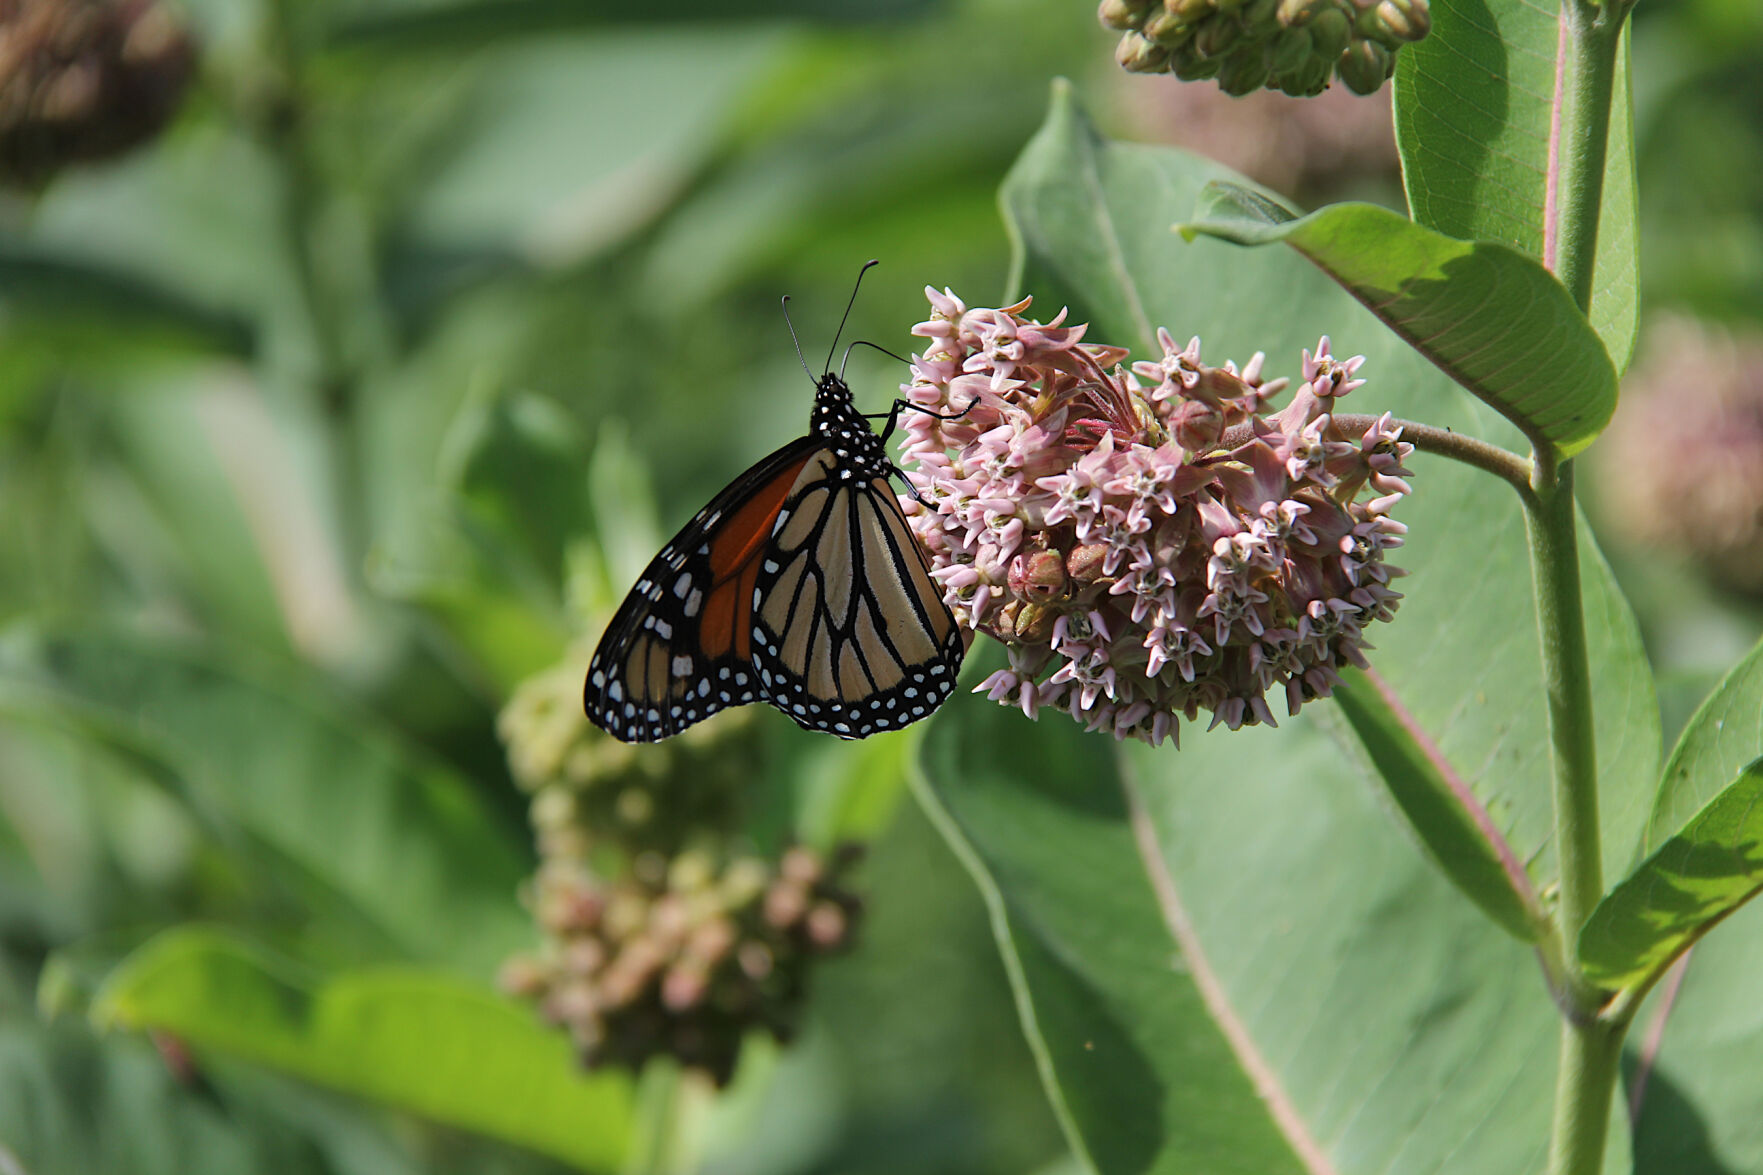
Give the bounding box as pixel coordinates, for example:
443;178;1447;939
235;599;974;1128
897;290;1412;747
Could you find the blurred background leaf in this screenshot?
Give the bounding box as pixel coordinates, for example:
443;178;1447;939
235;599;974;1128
1;0;1760;1169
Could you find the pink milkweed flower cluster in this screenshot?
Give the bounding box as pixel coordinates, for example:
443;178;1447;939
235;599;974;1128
896;289;1412;747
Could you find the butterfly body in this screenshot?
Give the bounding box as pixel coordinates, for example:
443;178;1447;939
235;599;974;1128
584;371;964;743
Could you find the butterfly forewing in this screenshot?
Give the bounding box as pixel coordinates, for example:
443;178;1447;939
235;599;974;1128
584;437;818;742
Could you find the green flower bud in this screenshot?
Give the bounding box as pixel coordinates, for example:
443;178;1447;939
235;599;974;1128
1241;0;1279;26
1216;47;1271;95
1276;0;1324;25
1281;52;1335;95
1143;7;1190;44
1193;14;1244;57
1269;25;1313;72
1374;0;1429;41
1167;0;1217;21
1098;0;1151;31
1337;39;1393;93
1173;53;1224;80
1309;8;1352;58
1115;31;1173;72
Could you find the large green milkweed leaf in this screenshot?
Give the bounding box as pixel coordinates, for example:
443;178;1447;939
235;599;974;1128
0;627;529;975
1185;185;1618;459
93;928;633;1173
1394;4;1638;370
916;666;1631;1174
997;84;1657;938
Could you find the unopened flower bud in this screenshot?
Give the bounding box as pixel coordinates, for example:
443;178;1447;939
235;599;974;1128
1279;54;1335;95
1143;7;1190;45
1269;27;1314;73
1309;8;1352;57
1098;0;1151;29
1193;14;1243;57
1115;31;1171;71
737;941;774;981
661;963;710;1011
1373;0;1428;40
1012;549;1070;600
1169;398;1226;452
686;916;737;965
764;879;810;929
1337;39;1393;93
1171;48;1224;80
543;978;598;1025
805;901;849;948
779;845;823;885
1167;0;1217;20
1013;602;1059;643
1067;543;1111;586
563;936;607;974
1217;48;1271;96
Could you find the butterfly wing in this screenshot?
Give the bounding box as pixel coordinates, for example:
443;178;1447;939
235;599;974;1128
748;454;964;738
585;437;822;743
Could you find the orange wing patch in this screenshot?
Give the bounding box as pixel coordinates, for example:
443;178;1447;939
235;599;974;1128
698;451;816;659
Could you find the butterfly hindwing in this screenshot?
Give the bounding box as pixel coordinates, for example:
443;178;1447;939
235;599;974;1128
749;462;962;738
584;437;820;742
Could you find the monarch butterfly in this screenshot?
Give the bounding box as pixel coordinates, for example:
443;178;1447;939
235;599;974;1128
584;263;968;743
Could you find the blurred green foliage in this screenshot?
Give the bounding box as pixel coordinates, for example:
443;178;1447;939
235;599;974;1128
0;0;1120;1167
2;0;1761;1170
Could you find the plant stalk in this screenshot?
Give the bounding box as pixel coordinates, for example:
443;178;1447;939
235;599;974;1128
1535;2;1632;1173
1525;462;1602;964
1547;1;1624;310
1545;1016;1625;1175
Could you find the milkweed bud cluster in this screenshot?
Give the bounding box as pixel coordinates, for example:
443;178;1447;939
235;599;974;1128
0;0;195;187
499;844;860;1085
497;649;861;1084
1100;0;1430;96
500;655;756;858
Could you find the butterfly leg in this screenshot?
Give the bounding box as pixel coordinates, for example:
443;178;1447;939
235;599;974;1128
867;396;978;443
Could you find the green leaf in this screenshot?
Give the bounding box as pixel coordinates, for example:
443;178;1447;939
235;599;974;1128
1332;670;1543;941
0;627;530;975
371;32;782;266
1000;83;1658;927
1640;635;1763;861
93;927;632;1173
0;1006;335;1175
1579;760;1763;989
916;662;1632;1174
0;249;253;359
1394;9;1639;369
1184;183;1617;458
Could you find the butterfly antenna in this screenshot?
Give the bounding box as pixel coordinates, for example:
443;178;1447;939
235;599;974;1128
825;259;879;375
781;296;815;381
840;339;911;377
